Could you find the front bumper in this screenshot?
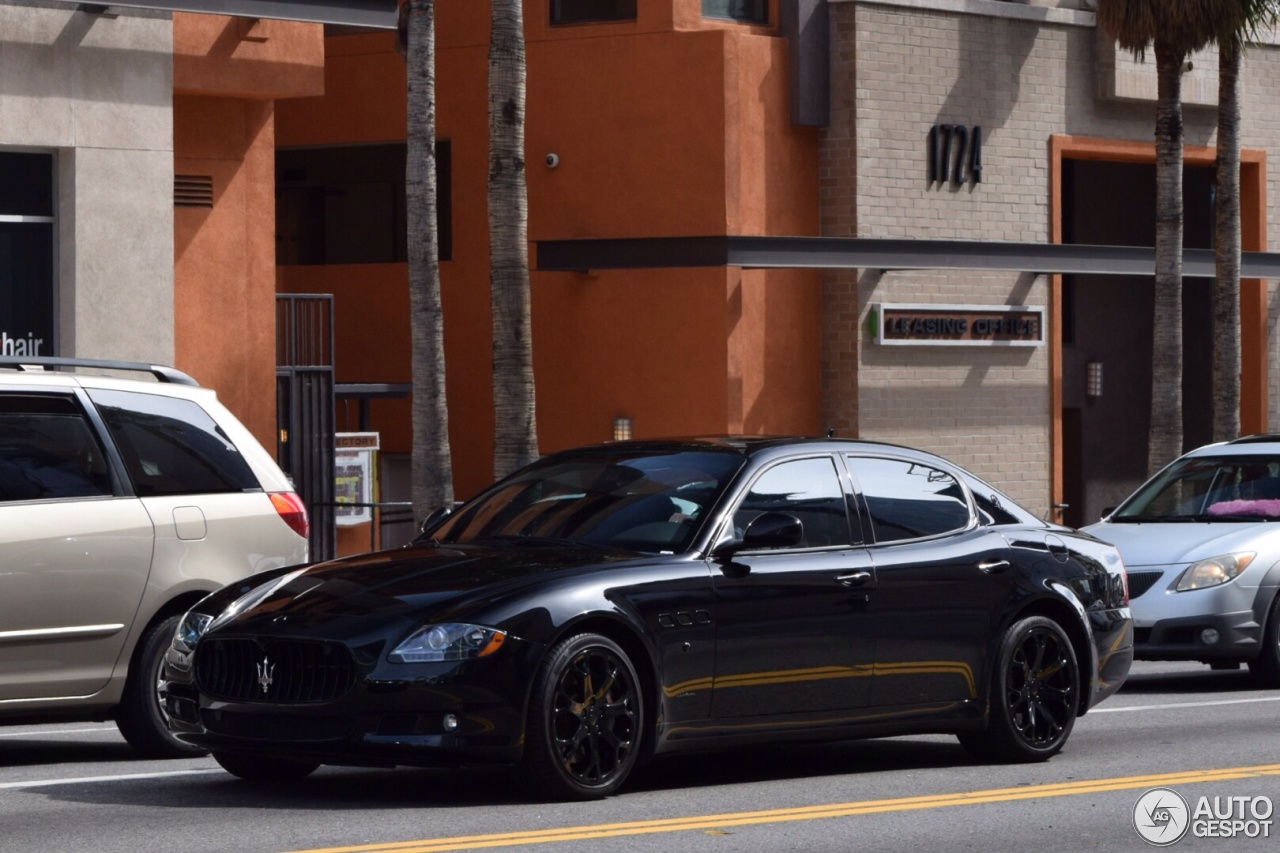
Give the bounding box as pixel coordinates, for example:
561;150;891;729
163;635;540;768
1132;609;1262;662
1127;565;1275;662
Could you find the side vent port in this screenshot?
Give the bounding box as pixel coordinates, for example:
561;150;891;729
174;174;214;207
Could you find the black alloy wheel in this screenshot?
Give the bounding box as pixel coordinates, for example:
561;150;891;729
959;616;1078;762
521;633;643;800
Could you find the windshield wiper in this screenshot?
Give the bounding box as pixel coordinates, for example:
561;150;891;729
1111;516;1193;523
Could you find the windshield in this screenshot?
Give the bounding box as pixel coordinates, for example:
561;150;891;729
1113;456;1280;521
430;449;746;553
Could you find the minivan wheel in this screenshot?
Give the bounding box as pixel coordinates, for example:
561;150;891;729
959;616;1079;763
116;614;208;759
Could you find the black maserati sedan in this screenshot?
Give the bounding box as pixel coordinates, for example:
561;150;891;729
162;437;1132;800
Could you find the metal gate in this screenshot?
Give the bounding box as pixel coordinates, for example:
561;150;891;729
277;294;335;561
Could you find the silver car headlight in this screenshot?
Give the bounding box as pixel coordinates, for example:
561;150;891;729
389;623;507;663
172;611;214;655
1174;552;1256;591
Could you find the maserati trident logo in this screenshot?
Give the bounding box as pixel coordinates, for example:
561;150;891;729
256;656;275;694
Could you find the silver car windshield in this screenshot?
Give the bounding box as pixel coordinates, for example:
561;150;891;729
431;450;745;552
1113;456;1280;522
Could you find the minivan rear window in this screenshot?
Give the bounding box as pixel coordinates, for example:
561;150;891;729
88;390;258;496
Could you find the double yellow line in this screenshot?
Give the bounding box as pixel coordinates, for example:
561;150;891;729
294;762;1280;853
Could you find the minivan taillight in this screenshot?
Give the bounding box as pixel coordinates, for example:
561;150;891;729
269;491;309;539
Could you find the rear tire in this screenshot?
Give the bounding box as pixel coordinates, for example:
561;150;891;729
1248;594;1280;687
959;616;1079;763
519;633;643;801
213;750;319;782
116;614;208;759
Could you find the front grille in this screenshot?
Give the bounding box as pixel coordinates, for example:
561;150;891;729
1126;570;1166;600
195;637;357;703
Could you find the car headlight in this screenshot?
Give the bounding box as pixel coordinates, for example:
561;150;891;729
1174;552;1256;591
172;611;214;654
389;623;507;663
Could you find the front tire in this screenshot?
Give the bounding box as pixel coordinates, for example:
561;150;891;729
959;616;1079;763
1248;594;1280;687
213;750;319;782
520;633;643;801
116;614;208;759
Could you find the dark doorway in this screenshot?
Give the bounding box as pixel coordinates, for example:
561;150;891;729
276;294;336;561
1060;159;1214;526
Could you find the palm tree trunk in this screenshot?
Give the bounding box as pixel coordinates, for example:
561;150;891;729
1149;41;1184;475
488;0;538;479
405;0;454;520
1213;37;1242;443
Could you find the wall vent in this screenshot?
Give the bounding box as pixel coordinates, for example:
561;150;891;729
175;174;214;207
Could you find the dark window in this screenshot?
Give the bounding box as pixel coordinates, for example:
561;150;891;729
703;0;767;24
87;390;259;497
551;0;636;24
850;457;971;543
733;457;851;548
0;152;53;217
276;142;452;265
0;395;110;502
0;151;55;358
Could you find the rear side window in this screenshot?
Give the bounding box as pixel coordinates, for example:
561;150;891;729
0;394;110;501
87;390;259;497
848;457;972;543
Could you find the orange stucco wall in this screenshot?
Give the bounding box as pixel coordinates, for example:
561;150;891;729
173;12;324;99
174;95;278;448
275;4;820;498
172;14;324;449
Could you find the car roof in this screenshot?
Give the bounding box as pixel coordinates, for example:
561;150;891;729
1182;436;1280;458
551;435;955;464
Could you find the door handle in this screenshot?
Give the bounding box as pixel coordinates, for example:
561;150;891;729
977;559;1011;574
836;571;873;586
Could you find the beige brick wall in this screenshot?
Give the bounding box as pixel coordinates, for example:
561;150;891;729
821;0;1280;516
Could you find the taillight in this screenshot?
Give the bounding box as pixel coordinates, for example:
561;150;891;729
269;491;309;539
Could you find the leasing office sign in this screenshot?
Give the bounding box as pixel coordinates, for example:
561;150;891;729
871;303;1044;347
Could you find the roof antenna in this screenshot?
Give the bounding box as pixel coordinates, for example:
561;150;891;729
826;427;836;438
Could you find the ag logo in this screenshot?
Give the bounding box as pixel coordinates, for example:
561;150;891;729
1134;787;1191;846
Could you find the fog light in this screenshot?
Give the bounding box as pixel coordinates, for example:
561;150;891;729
442;713;459;732
1200;628;1221;645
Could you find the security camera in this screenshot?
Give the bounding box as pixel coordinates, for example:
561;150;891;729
545;153;560;169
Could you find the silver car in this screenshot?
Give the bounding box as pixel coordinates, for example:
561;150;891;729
1085;437;1280;683
0;357;308;756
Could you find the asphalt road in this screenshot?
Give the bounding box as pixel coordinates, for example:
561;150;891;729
3;661;1279;853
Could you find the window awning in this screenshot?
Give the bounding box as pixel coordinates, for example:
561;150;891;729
64;0;396;29
535;236;1280;279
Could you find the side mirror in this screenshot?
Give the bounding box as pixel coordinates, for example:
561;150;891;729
419;505;453;537
714;511;805;559
1101;506;1116;519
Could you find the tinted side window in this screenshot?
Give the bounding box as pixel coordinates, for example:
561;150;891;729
87;390;258;497
733;457;851;548
0;394;110;501
849;457;971;543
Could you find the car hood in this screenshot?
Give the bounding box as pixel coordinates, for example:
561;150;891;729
211;540;638;635
1083;520;1274;567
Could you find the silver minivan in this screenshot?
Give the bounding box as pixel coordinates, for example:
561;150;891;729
0;357;308;756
